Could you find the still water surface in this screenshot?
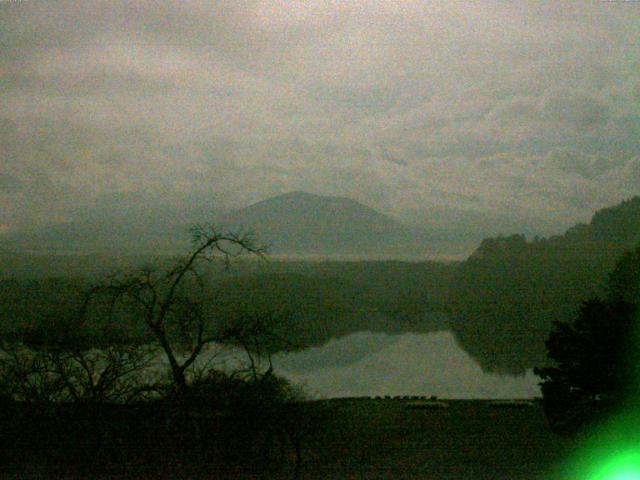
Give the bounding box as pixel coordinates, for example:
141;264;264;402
273;331;540;399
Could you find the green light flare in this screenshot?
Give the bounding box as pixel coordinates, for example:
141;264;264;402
556;309;640;480
589;451;640;480
558;409;640;480
548;268;640;479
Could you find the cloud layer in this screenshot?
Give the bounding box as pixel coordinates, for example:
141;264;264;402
1;1;639;240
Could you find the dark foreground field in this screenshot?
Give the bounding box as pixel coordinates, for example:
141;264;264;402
296;398;571;480
0;398;573;480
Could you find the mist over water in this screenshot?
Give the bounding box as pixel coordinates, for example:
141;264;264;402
274;331;541;399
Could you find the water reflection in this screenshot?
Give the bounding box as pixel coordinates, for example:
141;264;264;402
274;331;540;399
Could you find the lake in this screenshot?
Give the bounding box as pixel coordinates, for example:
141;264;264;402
273;330;541;399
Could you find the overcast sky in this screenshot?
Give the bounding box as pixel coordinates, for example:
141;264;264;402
1;0;639;237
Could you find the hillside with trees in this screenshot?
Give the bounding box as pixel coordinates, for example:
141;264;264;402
448;196;640;374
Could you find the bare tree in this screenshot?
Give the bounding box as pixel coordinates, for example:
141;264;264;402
83;224;266;396
0;341;158;405
221;309;302;382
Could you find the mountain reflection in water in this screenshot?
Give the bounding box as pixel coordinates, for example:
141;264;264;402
274;331;540;399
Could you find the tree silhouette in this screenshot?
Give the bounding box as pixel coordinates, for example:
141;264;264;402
535;244;640;434
83;224;266;396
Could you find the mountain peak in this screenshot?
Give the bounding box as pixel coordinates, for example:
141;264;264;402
273;190;321;199
250;191;361;207
223;192;414;255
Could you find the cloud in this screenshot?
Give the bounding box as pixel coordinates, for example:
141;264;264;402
1;0;639;240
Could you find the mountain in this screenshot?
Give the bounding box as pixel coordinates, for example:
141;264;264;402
0;191;425;256
0;200;217;255
0;219;191;255
220;191;421;255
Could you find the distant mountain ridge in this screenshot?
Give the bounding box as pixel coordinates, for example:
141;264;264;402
2;191;639;259
220;191;422;255
0;191;426;256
